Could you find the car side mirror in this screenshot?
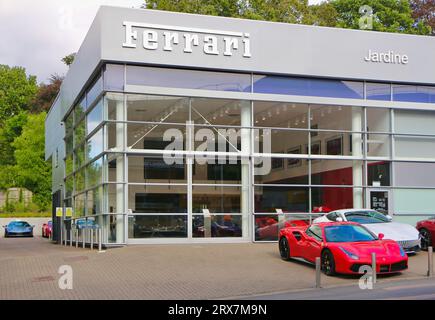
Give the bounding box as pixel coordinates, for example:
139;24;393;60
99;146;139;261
385;215;393;221
378;233;385;240
336;217;343;222
32;225;35;228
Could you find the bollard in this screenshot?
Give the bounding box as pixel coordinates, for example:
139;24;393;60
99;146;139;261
75;229;78;248
98;228;102;252
315;257;321;288
428;246;433;277
90;228;94;250
82;228;86;249
70;229;73;247
371;252;377;284
60;225;63;246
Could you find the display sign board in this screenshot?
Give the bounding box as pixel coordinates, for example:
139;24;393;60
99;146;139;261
370;191;389;214
55;207;63;217
65;207;73;217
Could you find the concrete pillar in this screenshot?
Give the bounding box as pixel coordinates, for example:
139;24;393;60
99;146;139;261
352;107;363;208
241;102;251;239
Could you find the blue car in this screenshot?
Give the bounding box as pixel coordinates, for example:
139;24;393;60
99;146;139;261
74;219;99;230
3;221;34;237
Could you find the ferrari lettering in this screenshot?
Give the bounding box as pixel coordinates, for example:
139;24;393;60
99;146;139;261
123;21;252;58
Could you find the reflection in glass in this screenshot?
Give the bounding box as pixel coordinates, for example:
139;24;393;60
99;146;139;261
129;184;187;213
126;66;251;92
254;102;308;128
393;85;435;103
129;215;187;238
86;129;103;161
253;75;364;99
128;155;185;183
192;185;241;213
311;159;356;185
311;105;362;131
127;94;189;123
86;158;103;189
192;215;242;238
254;186;309;213
193;158;241;184
191;98;247;126
366;83;391;101
86;76;103;107
104;64;124;91
86;99;103;134
311;187;357;211
127;123;186;150
255;157;308;185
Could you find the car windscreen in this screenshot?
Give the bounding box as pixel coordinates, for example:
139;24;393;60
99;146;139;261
9;221;30;227
324;225;376;242
344;211;390;224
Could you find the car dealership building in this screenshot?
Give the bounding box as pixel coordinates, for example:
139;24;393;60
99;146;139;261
45;6;435;245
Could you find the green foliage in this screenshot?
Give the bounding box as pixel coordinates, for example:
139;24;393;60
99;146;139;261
62;53;76;66
31;74;63;113
143;0;431;34
0;65;37;124
0;112;28;167
331;0;431;34
12;112;51;211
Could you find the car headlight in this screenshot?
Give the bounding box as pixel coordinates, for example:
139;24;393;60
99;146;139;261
399;245;406;257
339;247;359;260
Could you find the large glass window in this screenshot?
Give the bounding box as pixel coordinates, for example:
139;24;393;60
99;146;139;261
254;102;308;129
393;85;435;103
128;155;186;183
128;215;187;238
86;129;103;161
254;186;309;213
128;185;187;213
126;66;251;92
253;75;364;99
366;83;391;101
192;215;242;238
104;64;124;91
192;185;241;213
86;99;103;134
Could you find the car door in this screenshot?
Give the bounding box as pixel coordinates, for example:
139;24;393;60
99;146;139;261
304;225;323;262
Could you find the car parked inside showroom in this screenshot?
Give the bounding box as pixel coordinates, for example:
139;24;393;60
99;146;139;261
279;221;408;276
42;221;52;238
3;220;34;238
416;217;435;250
313;209;420;254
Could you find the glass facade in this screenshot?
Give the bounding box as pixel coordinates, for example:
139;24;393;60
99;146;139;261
63;64;435;245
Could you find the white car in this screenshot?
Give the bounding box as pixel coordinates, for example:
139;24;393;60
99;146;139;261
313;209;420;254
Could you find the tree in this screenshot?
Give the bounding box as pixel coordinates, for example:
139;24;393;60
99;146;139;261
331;0;431;34
62;53;76;67
12;112;51;210
0;112;28;166
410;0;435;35
0;65;37;124
32;74;63;113
144;0;312;23
143;0;431;34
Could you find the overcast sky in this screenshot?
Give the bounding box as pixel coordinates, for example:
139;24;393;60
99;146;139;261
0;0;324;83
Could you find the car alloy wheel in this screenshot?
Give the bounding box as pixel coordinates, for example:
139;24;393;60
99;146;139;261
321;250;336;276
279;237;290;261
420;228;432;251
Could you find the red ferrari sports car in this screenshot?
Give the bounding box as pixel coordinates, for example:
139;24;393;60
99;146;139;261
416;218;435;250
42;221;52;238
279;222;408;276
